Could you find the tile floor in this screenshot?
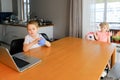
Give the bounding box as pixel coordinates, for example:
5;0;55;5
116;46;120;62
101;43;120;80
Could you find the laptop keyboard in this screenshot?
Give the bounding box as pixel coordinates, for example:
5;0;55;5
13;56;30;68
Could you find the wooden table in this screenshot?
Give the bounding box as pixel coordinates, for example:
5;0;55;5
0;37;116;80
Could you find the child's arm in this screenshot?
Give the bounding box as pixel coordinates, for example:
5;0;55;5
23;38;40;52
107;36;111;43
45;41;51;47
107;31;112;43
94;32;98;40
39;35;51;47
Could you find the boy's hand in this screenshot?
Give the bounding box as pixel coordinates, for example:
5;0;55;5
38;38;46;46
33;38;40;44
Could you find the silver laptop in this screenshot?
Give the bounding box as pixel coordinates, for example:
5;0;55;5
0;46;41;72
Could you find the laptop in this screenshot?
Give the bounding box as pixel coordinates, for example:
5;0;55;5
0;46;41;72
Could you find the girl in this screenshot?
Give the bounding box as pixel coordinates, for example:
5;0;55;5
94;22;112;69
23;20;51;52
94;22;112;43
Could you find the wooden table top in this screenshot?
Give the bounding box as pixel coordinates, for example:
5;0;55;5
0;37;116;80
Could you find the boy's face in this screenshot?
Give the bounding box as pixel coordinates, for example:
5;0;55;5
27;24;38;37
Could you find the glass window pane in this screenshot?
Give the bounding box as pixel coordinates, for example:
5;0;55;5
95;0;120;29
96;3;105;22
95;0;105;27
107;0;120;28
107;2;120;22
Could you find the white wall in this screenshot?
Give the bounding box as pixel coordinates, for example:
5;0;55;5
30;0;69;39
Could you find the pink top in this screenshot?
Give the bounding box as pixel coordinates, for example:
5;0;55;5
96;31;111;42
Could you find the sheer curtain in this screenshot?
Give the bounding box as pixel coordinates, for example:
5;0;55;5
69;0;96;38
69;0;82;38
82;0;96;38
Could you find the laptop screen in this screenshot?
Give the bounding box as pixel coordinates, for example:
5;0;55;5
0;46;20;71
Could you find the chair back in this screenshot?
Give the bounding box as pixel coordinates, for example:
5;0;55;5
85;32;96;40
39;33;52;42
10;33;51;55
10;38;24;55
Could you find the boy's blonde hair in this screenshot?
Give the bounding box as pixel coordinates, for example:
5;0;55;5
99;22;109;30
27;20;39;28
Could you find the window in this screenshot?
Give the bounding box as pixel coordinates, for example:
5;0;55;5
95;0;120;29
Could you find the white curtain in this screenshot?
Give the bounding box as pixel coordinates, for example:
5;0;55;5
69;0;96;38
69;0;82;38
82;0;96;38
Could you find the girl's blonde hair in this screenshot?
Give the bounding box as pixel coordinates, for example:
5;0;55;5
99;22;109;30
27;20;39;28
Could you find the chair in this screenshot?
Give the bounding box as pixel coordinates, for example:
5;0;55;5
10;33;51;55
85;32;96;40
10;38;24;55
39;33;52;42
